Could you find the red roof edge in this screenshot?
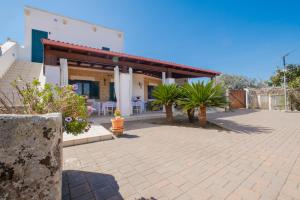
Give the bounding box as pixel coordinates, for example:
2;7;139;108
42;39;221;76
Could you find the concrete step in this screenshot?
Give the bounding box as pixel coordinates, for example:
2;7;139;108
63;125;113;147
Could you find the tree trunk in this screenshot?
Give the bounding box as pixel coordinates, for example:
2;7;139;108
198;106;207;127
165;104;173;122
187;108;195;123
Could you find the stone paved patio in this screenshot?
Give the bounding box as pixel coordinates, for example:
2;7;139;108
63;110;300;200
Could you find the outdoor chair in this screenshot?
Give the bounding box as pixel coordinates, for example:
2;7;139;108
102;101;116;115
132;102;141;115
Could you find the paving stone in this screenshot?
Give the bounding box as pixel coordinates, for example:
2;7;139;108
69;183;91;199
73;192;95;200
127;174;147;186
63;110;300;200
188;186;212;200
118;184;136;198
93;186;118;200
145;172;164;184
159;183;183;199
167;174;187;187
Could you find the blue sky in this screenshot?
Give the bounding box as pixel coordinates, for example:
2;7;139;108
1;0;300;80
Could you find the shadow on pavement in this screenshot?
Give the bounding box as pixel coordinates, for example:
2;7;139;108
62;170;158;200
210;118;273;134
117;133;140;138
207;109;258;119
208;109;274;134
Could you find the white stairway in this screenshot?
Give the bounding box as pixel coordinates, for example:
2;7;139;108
0;61;45;105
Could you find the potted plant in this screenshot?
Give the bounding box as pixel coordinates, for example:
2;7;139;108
111;109;124;136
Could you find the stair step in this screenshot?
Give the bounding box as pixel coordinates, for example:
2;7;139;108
0;61;44;105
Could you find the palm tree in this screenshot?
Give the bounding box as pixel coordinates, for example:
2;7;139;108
178;86;195;122
178;81;227;127
152;84;180;122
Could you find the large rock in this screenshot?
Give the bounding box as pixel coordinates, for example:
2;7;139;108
0;113;62;200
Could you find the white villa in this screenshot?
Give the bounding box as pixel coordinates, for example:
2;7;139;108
0;6;220;116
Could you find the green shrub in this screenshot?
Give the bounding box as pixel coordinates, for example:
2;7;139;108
1;79;89;135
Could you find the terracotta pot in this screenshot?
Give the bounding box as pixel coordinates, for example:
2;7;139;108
111;117;124;136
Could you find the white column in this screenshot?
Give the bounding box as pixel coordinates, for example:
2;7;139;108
129;67;133;115
114;66;120;109
162;72;166;84
120;73;131;116
59;58;68;86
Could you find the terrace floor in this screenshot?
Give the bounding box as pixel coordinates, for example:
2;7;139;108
63;110;300;200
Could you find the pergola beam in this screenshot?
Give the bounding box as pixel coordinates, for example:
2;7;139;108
44;48;216;78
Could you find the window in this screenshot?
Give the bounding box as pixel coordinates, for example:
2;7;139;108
109;82;116;101
148;85;155;99
83;83;90;97
69;80;99;99
102;47;110;51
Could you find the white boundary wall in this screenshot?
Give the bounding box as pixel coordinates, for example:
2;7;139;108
0;41;18;78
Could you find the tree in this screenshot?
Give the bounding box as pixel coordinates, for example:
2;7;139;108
152;84;180;122
178;81;227;127
178;86;195;122
270;64;300;88
216;74;266;89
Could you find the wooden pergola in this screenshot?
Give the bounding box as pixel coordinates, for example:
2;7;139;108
42;39;221;79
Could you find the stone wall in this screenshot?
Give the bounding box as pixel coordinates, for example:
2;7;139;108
0;113;62;200
247;87;293;110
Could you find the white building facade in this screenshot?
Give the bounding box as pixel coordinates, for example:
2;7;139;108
0;6;220;116
23;6;124;60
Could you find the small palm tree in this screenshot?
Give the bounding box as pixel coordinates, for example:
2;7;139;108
178;81;227;127
152;84;180;122
178;86;195;122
